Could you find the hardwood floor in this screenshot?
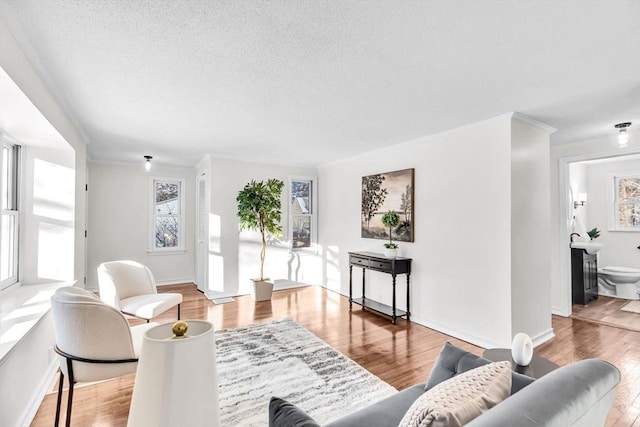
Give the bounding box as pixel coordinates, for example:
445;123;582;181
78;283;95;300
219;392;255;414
31;284;640;426
572;296;640;332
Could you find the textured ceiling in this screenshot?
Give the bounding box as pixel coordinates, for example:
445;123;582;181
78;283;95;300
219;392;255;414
0;0;638;168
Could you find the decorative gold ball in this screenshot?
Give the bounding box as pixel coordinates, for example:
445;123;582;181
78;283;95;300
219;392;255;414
172;321;188;337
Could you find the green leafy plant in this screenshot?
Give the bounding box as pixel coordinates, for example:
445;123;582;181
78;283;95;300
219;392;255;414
237;179;285;280
381;210;400;249
587;227;600;240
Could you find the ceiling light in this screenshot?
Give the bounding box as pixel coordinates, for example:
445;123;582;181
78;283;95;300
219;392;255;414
144;155;153;172
615;122;631;147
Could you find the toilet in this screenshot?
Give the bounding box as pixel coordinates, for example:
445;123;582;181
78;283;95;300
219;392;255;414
598;266;640;300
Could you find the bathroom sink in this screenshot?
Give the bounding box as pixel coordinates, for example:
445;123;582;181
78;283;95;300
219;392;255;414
570;241;603;254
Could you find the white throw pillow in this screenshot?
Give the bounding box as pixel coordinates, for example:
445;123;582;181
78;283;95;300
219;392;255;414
398;360;512;427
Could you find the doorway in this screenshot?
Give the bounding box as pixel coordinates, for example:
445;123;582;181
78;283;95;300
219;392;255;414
558;150;640;323
196;173;208;292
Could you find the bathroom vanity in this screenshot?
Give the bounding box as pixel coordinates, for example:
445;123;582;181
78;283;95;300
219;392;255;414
571;248;599;305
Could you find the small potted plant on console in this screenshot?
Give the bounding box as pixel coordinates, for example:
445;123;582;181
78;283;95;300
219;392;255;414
381;210;400;258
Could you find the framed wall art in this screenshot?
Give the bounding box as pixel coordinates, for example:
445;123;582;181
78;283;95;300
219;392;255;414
361;168;414;242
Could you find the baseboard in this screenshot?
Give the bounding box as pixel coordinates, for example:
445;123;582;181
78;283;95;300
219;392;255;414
273;280;311;291
18;358;58;427
155;278;195;287
407;314;505;350
204;290;246;300
531;327;555;347
552;305;570;317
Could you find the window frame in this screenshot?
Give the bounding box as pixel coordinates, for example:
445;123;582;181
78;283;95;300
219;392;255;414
1;138;21;290
288;176;317;252
148;176;187;255
608;171;640;232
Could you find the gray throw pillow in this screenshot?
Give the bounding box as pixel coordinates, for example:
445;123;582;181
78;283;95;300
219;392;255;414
425;342;535;395
269;397;321;427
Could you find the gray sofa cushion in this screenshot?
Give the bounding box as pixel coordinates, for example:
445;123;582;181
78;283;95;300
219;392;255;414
325;384;425;427
425;342;535;395
269;397;320;427
270;385;425;427
466;359;621;427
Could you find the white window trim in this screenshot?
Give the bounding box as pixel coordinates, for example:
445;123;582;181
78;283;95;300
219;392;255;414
288;175;318;253
148;176;187;254
1;137;20;290
607;171;640;232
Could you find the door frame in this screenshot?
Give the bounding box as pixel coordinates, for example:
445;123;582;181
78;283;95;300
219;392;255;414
196;172;208;293
557;147;639;316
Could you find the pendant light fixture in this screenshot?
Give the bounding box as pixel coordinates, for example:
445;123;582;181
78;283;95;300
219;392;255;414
615;122;631;147
144;155;153;172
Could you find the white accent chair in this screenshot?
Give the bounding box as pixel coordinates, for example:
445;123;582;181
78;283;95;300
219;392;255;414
51;286;157;427
97;260;183;322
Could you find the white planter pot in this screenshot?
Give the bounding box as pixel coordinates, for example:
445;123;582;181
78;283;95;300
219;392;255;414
511;333;533;366
383;248;398;258
251;279;274;302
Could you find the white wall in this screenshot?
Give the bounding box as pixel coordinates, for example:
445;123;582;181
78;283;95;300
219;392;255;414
201;157;318;298
318;114;516;348
585;157;640;268
569;162;588;237
510;117;553;341
318;113;553;348
86;162;196;289
0;19;87;427
550;136;640;315
0;311;57;427
0;19;87;285
21;147;76;284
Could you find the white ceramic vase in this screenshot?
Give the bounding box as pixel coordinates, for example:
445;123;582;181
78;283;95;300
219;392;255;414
383;248;398;258
511;332;533;366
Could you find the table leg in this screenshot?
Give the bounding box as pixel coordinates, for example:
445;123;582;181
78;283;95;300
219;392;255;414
349;265;353;309
392;273;397;324
362;268;366;309
406;273;411;319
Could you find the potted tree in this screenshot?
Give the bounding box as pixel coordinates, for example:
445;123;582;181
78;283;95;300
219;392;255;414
236;178;285;301
381;210;400;258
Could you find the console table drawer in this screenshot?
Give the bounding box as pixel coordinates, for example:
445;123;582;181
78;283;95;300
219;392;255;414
349;255;370;268
369;260;392;271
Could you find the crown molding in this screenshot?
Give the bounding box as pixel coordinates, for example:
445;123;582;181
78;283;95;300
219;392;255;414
513;112;557;134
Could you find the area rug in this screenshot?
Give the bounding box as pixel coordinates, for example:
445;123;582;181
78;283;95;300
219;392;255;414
621;300;640;314
215;318;397;426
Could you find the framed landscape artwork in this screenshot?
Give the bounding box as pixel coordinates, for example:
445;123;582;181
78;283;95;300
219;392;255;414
361;168;414;242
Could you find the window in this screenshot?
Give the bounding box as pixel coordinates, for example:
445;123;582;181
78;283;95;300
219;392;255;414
289;176;317;250
1;141;20;289
610;173;640;231
149;177;186;254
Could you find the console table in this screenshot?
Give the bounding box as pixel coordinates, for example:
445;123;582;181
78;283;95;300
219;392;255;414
348;251;412;324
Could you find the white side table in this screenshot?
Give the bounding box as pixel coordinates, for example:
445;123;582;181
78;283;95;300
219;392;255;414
128;320;220;427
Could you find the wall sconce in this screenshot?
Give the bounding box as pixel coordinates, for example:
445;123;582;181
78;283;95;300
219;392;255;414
144;155;152;172
615;122;631;147
574;193;587;209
